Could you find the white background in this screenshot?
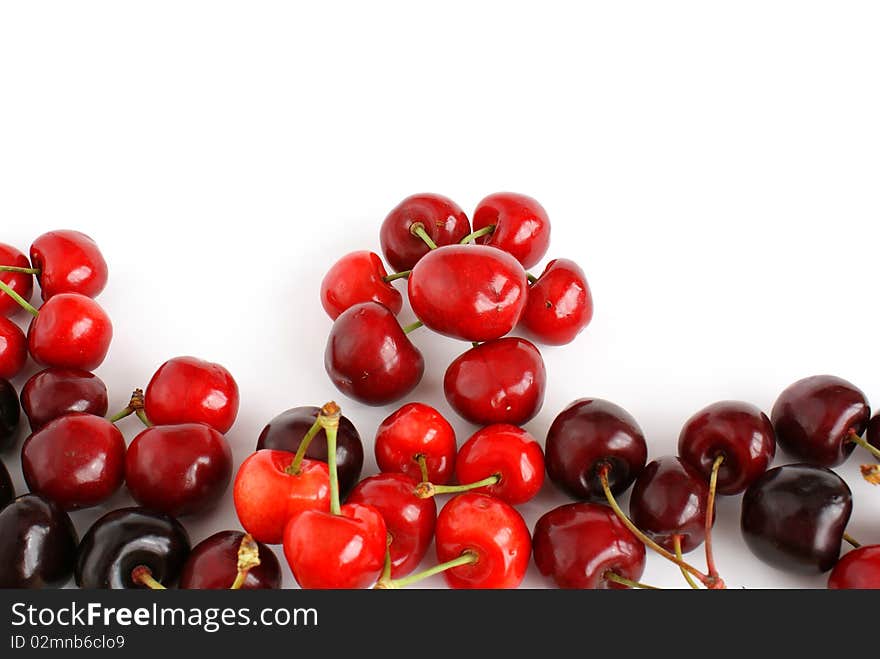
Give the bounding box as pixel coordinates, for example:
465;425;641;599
1;1;879;589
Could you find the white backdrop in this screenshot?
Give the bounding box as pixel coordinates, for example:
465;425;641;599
2;1;879;589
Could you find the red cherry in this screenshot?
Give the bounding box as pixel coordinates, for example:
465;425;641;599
380;193;470;272
828;545;880;589
144;356;240;433
233;449;330;544
374;402;456;484
348;473;436;579
472;192;551;269
27;293;112;371
320;251;403;320
283;502;387;589
533;502;646;589
20;368;109;431
519;259;593;345
0;242;34;318
444;337;546;426
0;317;27;379
180;531;282;590
21;413;126;510
408;245;528;341
30;230;108;301
325;302;424;406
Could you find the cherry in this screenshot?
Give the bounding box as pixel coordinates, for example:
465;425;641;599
347;473;436;579
545;398;647;502
180;531;282;590
321;250;403;320
325;302;424;406
20;367;108;431
0;494;78;588
0;242;34;318
471;192;551;269
444;337;546;426
678;401;776;495
408;245;528;341
868;413;880;451
741;463;852;574
519;258;593;345
771;374;870;467
27;293;112;371
0;317;27;379
380;193;471;272
22;413;126;510
828;545;880;589
30;230;108;301
533;502;647;589
0;378;20;451
144;356;240;433
1;460;14;507
75;507;191;589
125;423;233;517
374;402;456;484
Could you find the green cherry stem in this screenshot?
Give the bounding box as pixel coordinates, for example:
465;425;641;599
704;454;724;582
410;222;438;250
413;474;500;499
604;572;662;590
848;429;880;461
674;535;700;590
383;270;412;282
286;416;323;475
526;273;538;285
0;265;40;275
108;407;135;423
230;534;261;590
460;224;495;244
131;566;166;590
414;454;430;483
843;533;862;549
136;410;153;428
0;279;39;317
378;534;393;584
317;401;342;515
374;550;478;589
402;320;423;334
108;389;146;425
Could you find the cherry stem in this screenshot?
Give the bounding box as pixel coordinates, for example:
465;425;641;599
0;265;40;275
460;224;495;244
230;534;261;590
604;572;662;590
410;222;438;250
848;429;880;461
379;533;393;584
108;389;146;424
414;474;500;499
414;454;430;483
383;270;412;282
317;401;342;515
843;532;862;549
374;550;478;589
131;566;166;590
704;454;724;581
526;273;538;284
286;417;322;475
674;535;700;590
136;410;153;428
0;279;38;317
402;320;423;334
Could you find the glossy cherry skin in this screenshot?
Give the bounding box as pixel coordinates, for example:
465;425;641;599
678;401;776;495
180;531;282;590
408;245;528;342
257;406;363;498
233;450;330;544
283;502;387;589
325;302;424;406
380;193;471;272
20;368;108;431
444;337;546;426
374;403;456;485
348;473;436;578
455;424;545;505
0;317;27;379
0;242;34;318
545;398;647;502
0;494;78;588
865;413;880;451
321;251;403;320
435;493;531;589
125;423;233;517
533;502;646;589
741;463;852;574
22;413;126;510
472;192;551;269
30;230;108;301
75;507;191;589
771;375;869;467
144;356;239;433
0;460;14;507
629;456;710;554
27;293;112;371
828;546;880;589
519;259;593;345
0;378;20;451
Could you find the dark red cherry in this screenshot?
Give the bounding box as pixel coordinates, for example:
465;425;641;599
20;367;108;431
380;193;470;272
519;259;593;345
678;401;776;495
257;405;363;498
30;230;108;300
629;456;710;554
27;293;112;371
471;192;551;269
408;245;528;342
374;402;456;485
0;242;34;318
865;414;880;451
545;398;647;502
0;378;20;451
828;545;880;589
741;463;852;574
180;531;282;590
0;494;78;588
325;302;424;406
0;460;14;507
771;375;869;467
320;251;403;320
75;507;191;589
444;337;545;426
0;317;27;379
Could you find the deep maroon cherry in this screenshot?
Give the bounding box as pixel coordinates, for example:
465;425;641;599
380;193;470;272
519;259;593;345
0;378;20;451
0;460;14;507
320;251;403;320
444;337;545;426
20;367;108;431
0;317;27;379
0;242;34;318
866;413;880;451
374;402;457;485
325;302;424;406
30;230;108;301
27;293;113;371
741;463;852;574
828;545;880;589
545;398;647;502
180;531;282;590
771;375;869;467
471;192;551;269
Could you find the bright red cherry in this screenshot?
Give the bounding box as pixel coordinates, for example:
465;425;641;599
828;545;880;589
27;293;112;371
20;368;108;431
533;502;646;589
30;230;108;301
325;302;424;406
180;531;282;590
233;449;330;544
444;337;545;426
320;251;403;320
144;356;239;433
0;242;34;318
408;245;528;341
348;473;436;579
374;403;456;484
21;413;126;510
471;192;551;269
519;259;593;345
380;193;470;272
0;317;26;379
